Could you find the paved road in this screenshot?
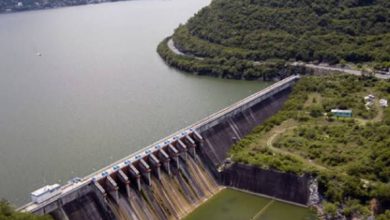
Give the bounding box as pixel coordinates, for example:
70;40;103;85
292;63;390;80
167;39;186;56
167;39;203;60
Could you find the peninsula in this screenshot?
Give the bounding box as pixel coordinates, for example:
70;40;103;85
158;0;390;80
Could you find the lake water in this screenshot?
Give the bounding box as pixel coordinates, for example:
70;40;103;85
0;0;270;205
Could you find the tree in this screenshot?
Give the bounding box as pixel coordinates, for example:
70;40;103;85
377;210;390;220
0;200;52;220
323;202;338;218
309;105;324;118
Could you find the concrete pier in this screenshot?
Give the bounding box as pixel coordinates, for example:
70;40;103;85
117;170;131;199
93;182;106;196
129;165;141;191
148;154;161;180
158;149;171;175
106;176;119;203
138;159;151;186
177;140;188;160
184;136;196;157
168;144;180;169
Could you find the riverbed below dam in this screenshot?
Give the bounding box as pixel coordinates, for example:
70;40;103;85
184;189;317;220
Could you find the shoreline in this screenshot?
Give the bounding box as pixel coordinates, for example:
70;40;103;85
0;0;132;15
162;37;390;80
157;37;307;81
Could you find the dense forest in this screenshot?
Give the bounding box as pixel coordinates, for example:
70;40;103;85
158;38;311;80
158;0;390;80
230;74;390;219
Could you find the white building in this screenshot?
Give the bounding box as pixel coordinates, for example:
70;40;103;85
31;184;61;204
380;99;388;107
364;94;376;110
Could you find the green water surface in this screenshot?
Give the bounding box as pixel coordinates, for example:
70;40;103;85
183;189;317;220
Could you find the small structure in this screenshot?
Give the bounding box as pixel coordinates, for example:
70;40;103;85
68;177;82;184
364;94;376;110
364;94;375;102
380;99;388;107
31;184;61;204
331;109;352;118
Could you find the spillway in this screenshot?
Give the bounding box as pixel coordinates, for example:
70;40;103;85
20;75;312;220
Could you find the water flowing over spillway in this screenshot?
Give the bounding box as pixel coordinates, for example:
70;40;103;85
108;155;219;220
57;149;220;220
113;156;219;220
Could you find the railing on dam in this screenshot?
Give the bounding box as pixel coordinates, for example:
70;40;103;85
19;74;300;214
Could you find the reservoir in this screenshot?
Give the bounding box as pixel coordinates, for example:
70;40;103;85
0;0;270;205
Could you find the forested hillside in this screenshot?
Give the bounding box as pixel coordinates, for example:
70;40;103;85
158;0;390;80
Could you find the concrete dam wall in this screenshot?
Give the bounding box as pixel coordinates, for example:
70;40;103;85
21;75;310;220
197;86;292;167
195;80;310;205
220;164;310;205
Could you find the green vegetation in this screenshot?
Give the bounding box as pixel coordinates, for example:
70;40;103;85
158;0;390;79
377;210;390;220
157;38;309;80
0;200;52;220
323;202;338;218
230;74;390;218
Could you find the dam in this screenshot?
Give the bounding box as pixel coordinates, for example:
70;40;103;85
19;75;306;219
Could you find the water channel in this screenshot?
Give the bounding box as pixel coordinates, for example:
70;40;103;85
184;189;317;220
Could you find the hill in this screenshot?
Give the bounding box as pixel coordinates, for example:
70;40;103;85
158;0;390;80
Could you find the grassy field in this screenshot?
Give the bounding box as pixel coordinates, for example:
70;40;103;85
230;74;390;219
